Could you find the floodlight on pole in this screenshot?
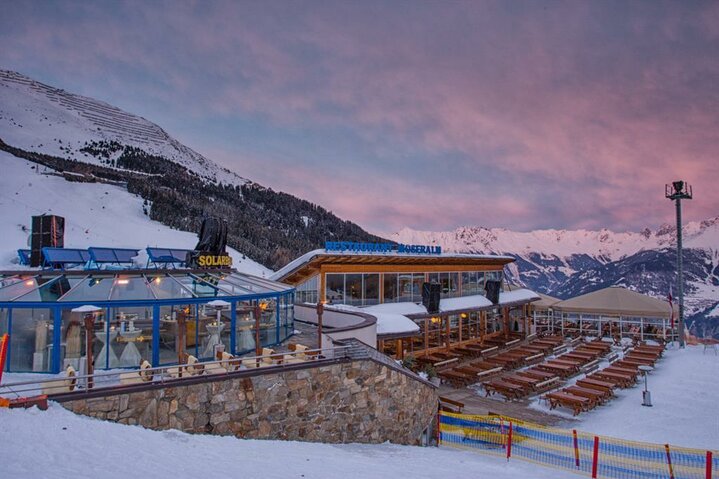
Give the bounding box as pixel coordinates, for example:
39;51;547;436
665;180;693;348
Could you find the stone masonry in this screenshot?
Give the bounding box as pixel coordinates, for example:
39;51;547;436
61;359;438;445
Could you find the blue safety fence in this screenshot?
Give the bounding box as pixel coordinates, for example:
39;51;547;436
439;411;717;479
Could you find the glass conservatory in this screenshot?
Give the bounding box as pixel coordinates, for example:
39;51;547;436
0;270;294;373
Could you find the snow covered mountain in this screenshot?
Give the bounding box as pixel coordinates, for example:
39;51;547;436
392;220;719;338
0;70;247;186
0;150;272;276
0;70;383;271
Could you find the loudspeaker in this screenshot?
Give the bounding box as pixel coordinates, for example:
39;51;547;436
485;280;501;305
422;282;441;314
30;215;65;267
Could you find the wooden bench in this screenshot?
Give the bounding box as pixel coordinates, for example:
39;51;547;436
564;385;610;404
483;379;527;401
545;392;590;416
438;396;464;413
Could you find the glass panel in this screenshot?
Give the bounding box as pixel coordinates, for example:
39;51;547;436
215;273;266;294
383;273;398;303
345;274;362;306
325;274;344;304
173;274;226;297
235;301;256;354
158;304;198;364
58;276;114;302
109;277;156;301
477;272;486;295
12;276;84;302
439;273;450;298
7;308;53;372
412;274;425;302
104;306;153;369
362;274;379;306
59;307;106;371
428;273;439;283
398;274;413;302
280;294;294;343
257;298;278;348
148;275;195;299
197;301;231;360
0;276;44;301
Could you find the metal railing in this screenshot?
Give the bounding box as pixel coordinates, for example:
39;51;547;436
0;345;353;399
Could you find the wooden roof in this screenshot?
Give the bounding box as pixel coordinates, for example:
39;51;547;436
272;249;515;286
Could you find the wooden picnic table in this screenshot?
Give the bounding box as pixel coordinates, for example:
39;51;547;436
564;385;609;404
484;379;527;400
592;371;635;388
603;366;638;377
519;369;557;381
576;378;615;394
438;370;474;387
545;391;590;415
537;362;578;379
502;373;542;390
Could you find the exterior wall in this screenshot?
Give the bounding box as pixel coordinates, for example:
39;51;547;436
60;359;438;445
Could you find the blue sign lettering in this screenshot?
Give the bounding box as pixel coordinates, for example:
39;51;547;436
325;241;441;255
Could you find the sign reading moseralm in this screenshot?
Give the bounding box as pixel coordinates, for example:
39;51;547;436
325;241;441;255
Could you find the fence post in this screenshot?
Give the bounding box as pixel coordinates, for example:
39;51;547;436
573;429;580;468
436;409;441;446
591;436;600;479
665;444;675;479
0;334;9;384
506;422;513;460
707;451;713;479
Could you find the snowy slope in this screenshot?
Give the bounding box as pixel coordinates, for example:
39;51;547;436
0;150;271;277
0;70;247;186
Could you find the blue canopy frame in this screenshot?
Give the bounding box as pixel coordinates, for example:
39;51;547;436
146;247;192;268
87;247;139;269
42;247;91;270
17;249;31;266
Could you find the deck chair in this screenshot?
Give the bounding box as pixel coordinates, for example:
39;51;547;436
184;354;205;375
259;348;277;367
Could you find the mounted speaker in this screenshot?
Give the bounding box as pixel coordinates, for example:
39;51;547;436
485;280;501;305
422;282;441;314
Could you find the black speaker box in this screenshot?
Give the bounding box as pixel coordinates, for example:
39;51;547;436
30;215;65;267
422;282;441;314
485;280;501;305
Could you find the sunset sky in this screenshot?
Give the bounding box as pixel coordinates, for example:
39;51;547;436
1;1;717;235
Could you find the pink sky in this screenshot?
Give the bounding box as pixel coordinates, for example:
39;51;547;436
1;1;717;235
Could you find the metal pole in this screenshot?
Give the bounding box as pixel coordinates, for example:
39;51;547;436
317;302;324;350
675;198;686;348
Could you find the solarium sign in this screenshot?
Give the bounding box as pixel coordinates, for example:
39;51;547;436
325;241;442;255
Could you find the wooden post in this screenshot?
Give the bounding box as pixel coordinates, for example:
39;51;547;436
445;315;451;349
665;444;675;479
573;429;580;468
503;307;510;339
424;318;429;352
458;315;463;343
396;339;403;360
254;304;262;357
83;313;95;389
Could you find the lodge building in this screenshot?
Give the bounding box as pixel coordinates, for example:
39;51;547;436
271;243;541;360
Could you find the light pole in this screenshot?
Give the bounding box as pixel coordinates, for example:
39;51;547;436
665;180;693;348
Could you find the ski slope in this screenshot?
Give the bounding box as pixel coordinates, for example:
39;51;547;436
0;150;271;277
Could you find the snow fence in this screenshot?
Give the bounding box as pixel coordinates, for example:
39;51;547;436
439;411;718;479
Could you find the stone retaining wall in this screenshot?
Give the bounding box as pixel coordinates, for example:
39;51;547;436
61;359;438;445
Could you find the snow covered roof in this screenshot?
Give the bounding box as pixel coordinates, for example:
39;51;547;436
372;313;421;336
553;286;674;318
271;248;515;284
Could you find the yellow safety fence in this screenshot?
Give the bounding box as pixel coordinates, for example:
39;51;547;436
439;411;718;479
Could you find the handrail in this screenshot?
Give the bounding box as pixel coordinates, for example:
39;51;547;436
0;346;352;399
